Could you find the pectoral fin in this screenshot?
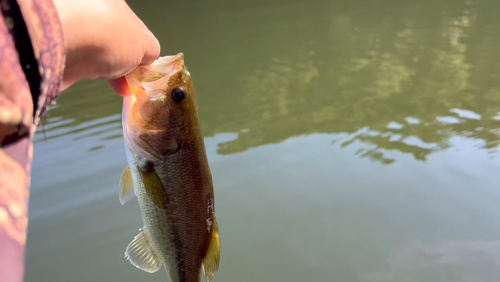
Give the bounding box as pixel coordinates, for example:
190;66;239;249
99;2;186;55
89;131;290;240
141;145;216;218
202;215;221;282
139;169;169;209
125;228;162;273
119;165;135;205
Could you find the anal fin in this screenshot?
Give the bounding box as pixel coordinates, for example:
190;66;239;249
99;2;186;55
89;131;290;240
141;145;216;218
125;228;162;273
202;215;221;282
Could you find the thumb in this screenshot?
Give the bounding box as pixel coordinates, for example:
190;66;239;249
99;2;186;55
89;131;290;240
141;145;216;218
109;77;132;97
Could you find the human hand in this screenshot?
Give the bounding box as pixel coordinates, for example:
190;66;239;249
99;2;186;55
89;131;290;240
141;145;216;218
53;0;160;96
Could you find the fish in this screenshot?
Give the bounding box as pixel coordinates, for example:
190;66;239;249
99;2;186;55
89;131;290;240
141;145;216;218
119;52;220;282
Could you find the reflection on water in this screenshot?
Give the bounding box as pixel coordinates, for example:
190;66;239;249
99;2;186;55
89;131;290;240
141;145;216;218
34;80;123;146
32;0;500;162
202;1;500;163
368;239;500;281
25;0;500;281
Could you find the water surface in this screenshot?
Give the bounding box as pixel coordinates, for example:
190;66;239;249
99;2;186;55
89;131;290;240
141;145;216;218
26;0;500;281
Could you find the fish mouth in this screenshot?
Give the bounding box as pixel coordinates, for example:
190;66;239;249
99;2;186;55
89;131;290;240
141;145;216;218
142;52;185;83
152;52;185;73
126;52;186;98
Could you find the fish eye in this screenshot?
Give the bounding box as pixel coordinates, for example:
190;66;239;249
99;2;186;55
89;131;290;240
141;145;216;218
171;88;186;103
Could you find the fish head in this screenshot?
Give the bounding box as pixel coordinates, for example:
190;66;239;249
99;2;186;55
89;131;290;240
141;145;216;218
122;52;201;162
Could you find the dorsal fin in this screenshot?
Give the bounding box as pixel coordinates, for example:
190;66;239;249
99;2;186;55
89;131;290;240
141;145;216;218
202;215;221;282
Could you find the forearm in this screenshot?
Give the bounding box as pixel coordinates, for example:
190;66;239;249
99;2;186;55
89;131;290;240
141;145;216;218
0;0;65;280
0;149;29;282
0;0;160;278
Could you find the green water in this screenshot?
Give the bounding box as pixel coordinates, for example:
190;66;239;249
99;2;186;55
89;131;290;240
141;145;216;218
25;0;500;281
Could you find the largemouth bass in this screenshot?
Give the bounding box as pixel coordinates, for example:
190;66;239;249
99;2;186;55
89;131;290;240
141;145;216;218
119;53;220;282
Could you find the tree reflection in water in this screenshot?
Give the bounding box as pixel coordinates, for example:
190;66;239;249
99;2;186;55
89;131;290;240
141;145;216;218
200;0;500;164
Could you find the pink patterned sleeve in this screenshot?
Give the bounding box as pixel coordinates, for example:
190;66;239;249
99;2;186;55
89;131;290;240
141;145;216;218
0;0;66;281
